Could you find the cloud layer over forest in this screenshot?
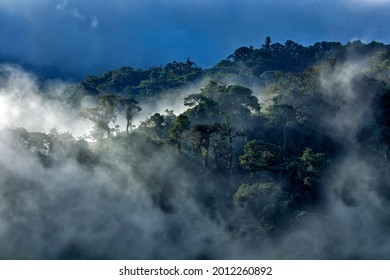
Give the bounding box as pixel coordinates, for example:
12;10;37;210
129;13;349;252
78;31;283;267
0;44;389;260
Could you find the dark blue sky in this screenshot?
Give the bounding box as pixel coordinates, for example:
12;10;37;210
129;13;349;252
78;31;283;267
0;0;389;79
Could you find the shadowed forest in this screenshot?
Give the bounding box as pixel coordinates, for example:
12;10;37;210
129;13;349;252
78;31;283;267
0;38;389;259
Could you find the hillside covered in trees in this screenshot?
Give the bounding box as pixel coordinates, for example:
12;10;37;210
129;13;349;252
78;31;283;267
0;38;389;259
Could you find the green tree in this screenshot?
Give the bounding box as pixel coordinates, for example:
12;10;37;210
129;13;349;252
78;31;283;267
188;123;221;167
170;113;191;155
300;148;325;174
299;148;326;188
183;81;260;170
120;97;142;133
239;140;286;174
139;113;165;139
139;111;176;141
81;95;120;141
233;182;290;232
184;93;220;123
267;104;296;152
263;36;271;49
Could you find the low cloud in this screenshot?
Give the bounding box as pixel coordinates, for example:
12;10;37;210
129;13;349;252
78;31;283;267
0;45;389;259
0;65;243;259
0;64;91;137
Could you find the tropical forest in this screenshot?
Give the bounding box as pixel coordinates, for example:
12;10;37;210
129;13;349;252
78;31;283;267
0;38;389;259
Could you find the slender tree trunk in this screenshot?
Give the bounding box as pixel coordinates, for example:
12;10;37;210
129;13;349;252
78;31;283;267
283;126;288;160
223;115;234;172
177;134;182;156
126;118;132;133
228;129;233;172
204;138;210;167
283;126;287;151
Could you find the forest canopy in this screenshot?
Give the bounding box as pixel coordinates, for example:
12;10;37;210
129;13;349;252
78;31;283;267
0;38;389;259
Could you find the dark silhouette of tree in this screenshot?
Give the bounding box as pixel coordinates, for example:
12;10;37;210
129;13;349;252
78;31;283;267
81;95;120;141
267;104;296;152
120;97;142;133
170;114;190;155
263;36;271;49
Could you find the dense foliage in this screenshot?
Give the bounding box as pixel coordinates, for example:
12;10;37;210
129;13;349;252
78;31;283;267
1;38;389;259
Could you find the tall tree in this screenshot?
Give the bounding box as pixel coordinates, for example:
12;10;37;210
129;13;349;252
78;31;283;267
120;97;142;133
263;36;271;49
188;123;221;167
81;95;120;141
267;104;296;152
170;113;190;155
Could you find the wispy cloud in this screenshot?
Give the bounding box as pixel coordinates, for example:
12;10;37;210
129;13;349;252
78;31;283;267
90;16;98;29
55;0;68;11
54;0;98;29
70;7;85;20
